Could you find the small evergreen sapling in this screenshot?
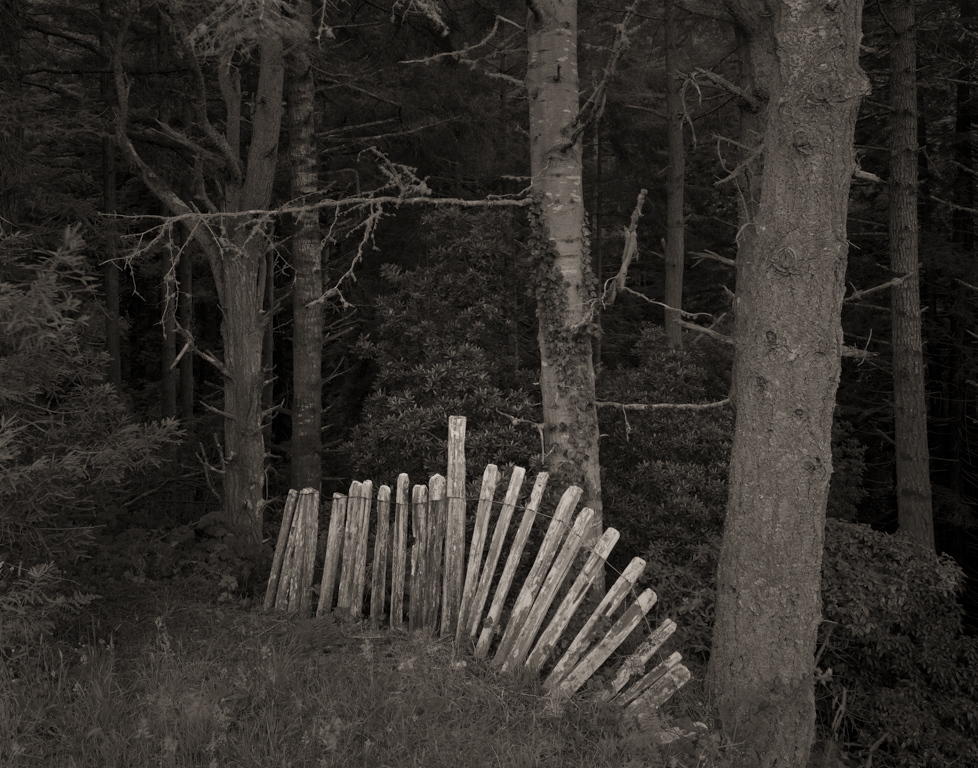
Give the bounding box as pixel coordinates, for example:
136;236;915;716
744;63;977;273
0;226;181;658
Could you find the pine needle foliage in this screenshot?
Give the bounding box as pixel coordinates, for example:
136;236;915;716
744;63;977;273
0;226;181;662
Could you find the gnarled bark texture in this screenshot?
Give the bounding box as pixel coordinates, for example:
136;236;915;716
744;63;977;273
708;2;870;766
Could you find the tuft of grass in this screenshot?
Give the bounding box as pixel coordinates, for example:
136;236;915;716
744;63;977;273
0;594;722;768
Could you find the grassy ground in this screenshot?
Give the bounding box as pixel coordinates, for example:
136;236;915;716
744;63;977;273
0;581;718;768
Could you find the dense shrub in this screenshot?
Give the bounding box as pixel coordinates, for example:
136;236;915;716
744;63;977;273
344;209;539;484
818;519;978;767
598;326;868;661
0;227;181;659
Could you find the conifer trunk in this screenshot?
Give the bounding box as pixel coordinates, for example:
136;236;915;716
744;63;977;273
889;0;934;550
289;0;324;493
707;2;869;765
115;25;285;554
179;244;194;420
664;0;685;350
526;0;602;540
219;34;285;549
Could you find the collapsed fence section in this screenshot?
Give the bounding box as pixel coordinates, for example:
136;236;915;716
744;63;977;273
264;416;690;719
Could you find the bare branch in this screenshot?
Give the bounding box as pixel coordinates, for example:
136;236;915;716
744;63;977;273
401;15;524;65
691;249;735;267
844;272;912;303
715;139;765;186
572;0;645;144
619;287;715;321
597;398;731;412
694;68;761;111
602;189;648;308
677;319;733;344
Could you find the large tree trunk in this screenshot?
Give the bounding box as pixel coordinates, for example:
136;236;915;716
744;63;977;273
288;0;323;493
663;0;686;350
526;0;602;539
708;2;869;766
888;0;934;550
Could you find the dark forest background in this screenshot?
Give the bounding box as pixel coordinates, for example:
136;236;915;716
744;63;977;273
3;0;978;765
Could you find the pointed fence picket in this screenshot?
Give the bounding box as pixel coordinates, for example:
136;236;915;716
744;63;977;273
265;416;691;718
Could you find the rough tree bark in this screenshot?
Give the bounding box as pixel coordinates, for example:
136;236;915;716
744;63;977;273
888;0;934;550
288;0;324;494
526;0;603;538
707;2;870;766
664;0;686;350
113;22;285;552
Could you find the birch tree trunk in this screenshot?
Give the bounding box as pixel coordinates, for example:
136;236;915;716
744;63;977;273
888;0;934;550
708;2;869;765
288;0;324;494
526;0;602;540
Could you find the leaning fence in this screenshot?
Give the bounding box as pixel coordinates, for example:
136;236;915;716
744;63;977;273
263;416;690;720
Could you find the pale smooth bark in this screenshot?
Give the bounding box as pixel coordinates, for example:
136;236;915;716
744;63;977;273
527;0;602;540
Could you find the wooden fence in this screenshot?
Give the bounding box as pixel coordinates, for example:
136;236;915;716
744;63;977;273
264;416;690;720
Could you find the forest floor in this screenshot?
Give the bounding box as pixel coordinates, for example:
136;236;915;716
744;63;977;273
0;577;718;768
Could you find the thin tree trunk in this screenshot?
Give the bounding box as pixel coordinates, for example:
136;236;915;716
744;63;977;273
889;0;934;550
592;122;603;368
289;0;323;493
113;24;285;554
219;34;285;548
100;0;121;389
708;2;869;765
664;0;685;350
527;0;602;542
262;249;275;448
179;243;194;420
952;0;975;250
162;246;178;418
